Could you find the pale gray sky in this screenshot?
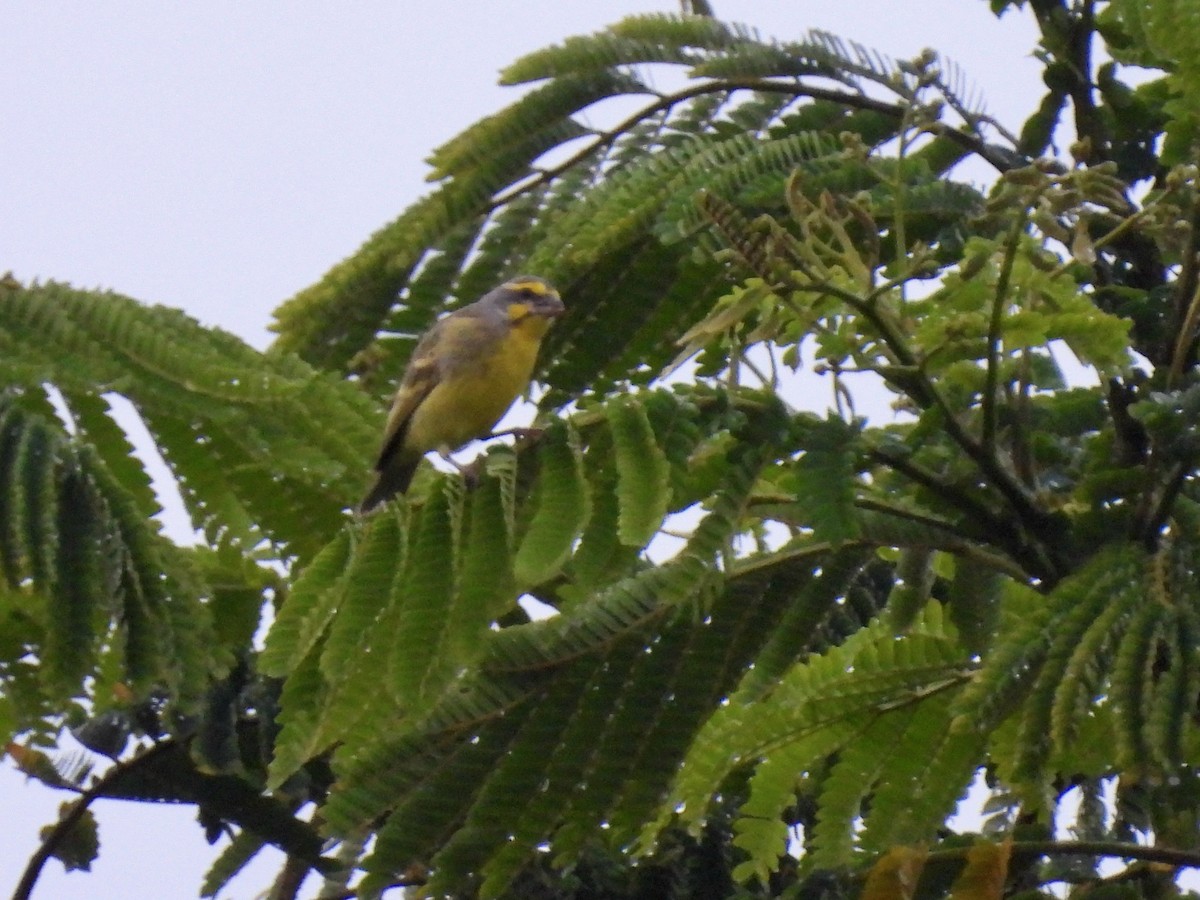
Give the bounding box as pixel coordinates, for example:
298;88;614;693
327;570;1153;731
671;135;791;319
1;3;1041;897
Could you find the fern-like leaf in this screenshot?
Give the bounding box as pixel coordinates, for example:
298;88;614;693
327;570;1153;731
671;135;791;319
0;396;219;732
1011;544;1144;783
389;478;462;708
258;530;354;679
606;397;670;547
513;425;590;587
788;414;864;545
449;464;517;663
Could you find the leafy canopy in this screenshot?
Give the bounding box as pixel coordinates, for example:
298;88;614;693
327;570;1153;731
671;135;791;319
6;2;1200;898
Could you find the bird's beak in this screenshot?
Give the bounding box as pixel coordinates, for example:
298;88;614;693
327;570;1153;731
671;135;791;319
538;293;566;319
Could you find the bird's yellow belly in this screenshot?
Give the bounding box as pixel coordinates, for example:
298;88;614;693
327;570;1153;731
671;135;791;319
405;327;541;453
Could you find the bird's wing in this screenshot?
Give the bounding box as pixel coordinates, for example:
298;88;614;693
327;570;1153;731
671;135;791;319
373;325;446;471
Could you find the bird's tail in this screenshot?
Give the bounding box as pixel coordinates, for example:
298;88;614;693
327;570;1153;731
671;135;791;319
358;461;418;514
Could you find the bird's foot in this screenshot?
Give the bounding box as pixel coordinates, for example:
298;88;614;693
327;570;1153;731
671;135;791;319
437;447;484;489
458;457;485;489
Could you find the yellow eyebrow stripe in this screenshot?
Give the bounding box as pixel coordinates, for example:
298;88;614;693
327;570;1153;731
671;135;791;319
506;279;551;295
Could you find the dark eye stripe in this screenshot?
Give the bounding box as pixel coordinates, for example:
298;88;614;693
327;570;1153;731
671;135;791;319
507;279;549;296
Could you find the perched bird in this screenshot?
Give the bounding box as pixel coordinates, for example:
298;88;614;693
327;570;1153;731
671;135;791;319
359;275;565;512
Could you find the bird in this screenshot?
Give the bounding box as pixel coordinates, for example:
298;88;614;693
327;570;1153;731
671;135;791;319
359;275;565;512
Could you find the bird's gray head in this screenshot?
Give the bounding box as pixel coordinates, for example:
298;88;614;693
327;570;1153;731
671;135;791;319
488;275;565;321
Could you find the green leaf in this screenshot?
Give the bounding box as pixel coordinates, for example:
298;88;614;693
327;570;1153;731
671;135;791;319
312;508;408;753
787;415;862;545
663;605;966;846
1;281;377;561
449;466;517;663
267;646;326;789
500;25;699;85
389;478;462;707
858;694;984;853
0;396;216;725
1110;599;1167;769
63;391;160;520
41;804;100;873
428;71;642;178
606;397;671;547
807;709;913;868
947;554;1003;656
513;427;590;586
201;829;269;898
44;459;107;695
258;529;354;678
567;430;635;593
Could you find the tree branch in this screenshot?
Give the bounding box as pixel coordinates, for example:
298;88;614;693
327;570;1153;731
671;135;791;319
983;212;1028;451
1171;200;1200;356
923;837;1200;874
853;497;1032;580
12;742;177;900
803;278;1059;575
785;259;1060;578
485;76;1019;217
865;447;1006;534
12;739;334;900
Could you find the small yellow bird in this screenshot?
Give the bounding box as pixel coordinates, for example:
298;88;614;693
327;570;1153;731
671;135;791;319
359;275;565;512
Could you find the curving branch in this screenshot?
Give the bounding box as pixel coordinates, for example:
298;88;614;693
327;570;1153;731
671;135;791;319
485;76;1021;218
11;741;334;900
923;837;1200;876
982;212;1029;451
11;743;175;900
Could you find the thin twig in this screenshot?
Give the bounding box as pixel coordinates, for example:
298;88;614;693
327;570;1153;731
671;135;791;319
1166;200;1200;388
789;271;1055;575
853;497;1032;581
983;213;1028;451
1012;348;1034;485
1169;197;1200;360
865;448;1002;533
736;347;775;389
1048;205;1156;281
1168;275;1200;389
922;838;1200;873
1141;460;1192;547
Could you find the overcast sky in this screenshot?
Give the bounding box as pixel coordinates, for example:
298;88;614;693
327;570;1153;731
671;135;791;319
1;3;1043;897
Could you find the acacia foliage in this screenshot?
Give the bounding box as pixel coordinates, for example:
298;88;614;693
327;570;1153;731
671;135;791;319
5;3;1200;899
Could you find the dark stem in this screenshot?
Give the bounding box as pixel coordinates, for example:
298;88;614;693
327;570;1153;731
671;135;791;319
269;853;313;900
1066;0;1108;162
865;448;1007;536
923;837;1200;873
792;265;1058;578
852;498;1032;580
1141;460;1192;548
868;448;1046;580
1028;0;1107;162
1166;167;1200;382
1012;350;1036;485
983;214;1028;451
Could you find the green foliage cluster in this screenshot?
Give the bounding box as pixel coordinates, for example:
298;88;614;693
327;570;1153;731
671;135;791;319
7;3;1200;899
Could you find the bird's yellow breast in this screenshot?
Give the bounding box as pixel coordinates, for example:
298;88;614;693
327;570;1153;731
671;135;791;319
403;314;548;454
